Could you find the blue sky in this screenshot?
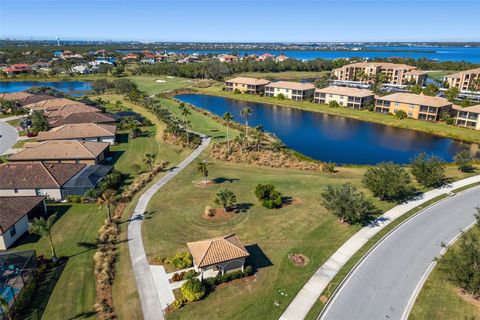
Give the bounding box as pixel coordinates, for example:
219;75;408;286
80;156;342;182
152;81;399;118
1;0;479;42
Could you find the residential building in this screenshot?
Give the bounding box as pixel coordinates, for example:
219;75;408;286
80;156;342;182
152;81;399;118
444;68;480;91
374;93;452;121
257;53;275;61
276;54;289;62
333;62;426;85
0;196;46;249
49;111;116;127
265;81;316;101
3;64;32;75
37;123;117;144
24;98;92;112
0;162;85;200
217;54;238;63
187;234;250;279
314;86;375;109
0;92;56;107
224;77;270;94
453;105;480;130
8;140;110;165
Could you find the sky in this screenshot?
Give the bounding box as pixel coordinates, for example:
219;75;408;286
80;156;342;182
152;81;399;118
1;0;479;42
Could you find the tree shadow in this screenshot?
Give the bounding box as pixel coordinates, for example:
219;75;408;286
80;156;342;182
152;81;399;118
245;244;273;273
212;177;239;184
235;203;253;213
282;196;293;206
68;241;99;258
67;311;98;320
115;132;129;144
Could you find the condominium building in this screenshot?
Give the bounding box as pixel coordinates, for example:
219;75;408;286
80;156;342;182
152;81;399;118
453;105;480;130
333;62;427;85
314;86;375;109
444;68;480;91
374;93;452;122
224;77;271;94
265;81;316;101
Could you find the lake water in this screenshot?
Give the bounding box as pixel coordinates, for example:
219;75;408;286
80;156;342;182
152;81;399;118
176;94;477;165
0;81;93;96
173;46;480;63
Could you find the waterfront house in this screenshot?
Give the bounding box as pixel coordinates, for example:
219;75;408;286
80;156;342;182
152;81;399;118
0;196;46;249
276;54;289;62
187;234;250;279
333;62;426;86
24;98;93;112
49;111;116;127
444;68;480;91
453;105;480;130
314;86;375;109
257;53;275;61
217;54;238;63
0;162;85;200
0;92;57;107
224;77;271;94
8;140;110;165
37;123;117;144
265;81;316;101
374;93;452;121
3;64;32;75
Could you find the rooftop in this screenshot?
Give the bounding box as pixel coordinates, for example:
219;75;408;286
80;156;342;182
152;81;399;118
266;81;316;91
453;104;480;113
445;67;480;79
25;98;89;111
49;111;116;127
225;77;270;86
37;123;116;141
335;62;416;70
377;93;452;108
8;140;110;162
315;86;374;97
0;162;86;189
0;196;46;233
187;234;250;268
0;92;57;106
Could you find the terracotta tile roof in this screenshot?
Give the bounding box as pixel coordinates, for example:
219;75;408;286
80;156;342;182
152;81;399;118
266;81;316;91
37;123;116;141
49;112;116;127
45;104;101;120
445;68;480;79
0;162;85;189
335;62;417;70
453;104;480;113
315;86;374;98
376;93;452;108
405;70;427;76
225;77;271;86
25;98;89;111
8;140;110;162
0;196;46;233
0;92;56;106
187;234;249;268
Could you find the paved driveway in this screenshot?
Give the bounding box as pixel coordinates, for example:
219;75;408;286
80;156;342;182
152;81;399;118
0;120;18;155
320;186;480;320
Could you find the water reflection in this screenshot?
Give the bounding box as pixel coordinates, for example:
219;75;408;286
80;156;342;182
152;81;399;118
176;94;478;165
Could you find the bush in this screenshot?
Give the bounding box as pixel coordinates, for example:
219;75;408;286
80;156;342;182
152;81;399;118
172;272;185;282
322;162;336;173
243;265;253;276
455;150;475;173
213;189;237;211
328;100;339;108
184;269;198;280
411;153;446;187
254;183;283;209
277;93;286;100
233;88;241;94
171;297;185;310
394;110;408;119
181;278;205;302
68;195;83;203
363;162;413;202
168;252;193;269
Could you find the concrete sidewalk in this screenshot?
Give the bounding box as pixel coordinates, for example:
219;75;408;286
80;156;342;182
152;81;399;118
128;136;211;320
150;265;175;310
280;175;480;320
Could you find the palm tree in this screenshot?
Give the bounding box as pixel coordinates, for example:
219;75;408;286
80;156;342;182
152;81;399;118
235;132;247;152
252;125;264;152
222;112;234;152
97;189;116;223
179;103;191;146
240;107;253;137
143;153;156;172
29;214;58;261
196;160;210;185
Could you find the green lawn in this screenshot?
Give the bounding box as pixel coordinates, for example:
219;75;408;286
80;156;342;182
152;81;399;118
409;227;480;320
196;85;480;144
128;76;194;96
426;70;458;82
233;71;329;80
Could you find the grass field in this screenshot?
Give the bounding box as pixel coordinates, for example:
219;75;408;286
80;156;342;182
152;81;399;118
233;71;329;80
426;70;458;82
409;227;480;320
196;85;480;144
129;75;194;96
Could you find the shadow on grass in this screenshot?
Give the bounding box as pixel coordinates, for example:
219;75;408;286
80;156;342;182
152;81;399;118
235;203;253;213
245;244;273;273
212;177;239;184
115;132;129;144
105;150;125;165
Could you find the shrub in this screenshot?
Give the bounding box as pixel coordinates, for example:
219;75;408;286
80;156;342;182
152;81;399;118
322;162;336;173
243;265;253;276
171;297;185;310
455;150;475;173
213;189;237;211
204;205;216;217
184;269;199;280
394;110;408;119
68;195;83;203
277;93;286;100
410;153;446;187
171;272;185;282
181;278;205;302
363;162;413;202
233;88;241;94
255;183;283;209
328;100;339;108
168;252;193;269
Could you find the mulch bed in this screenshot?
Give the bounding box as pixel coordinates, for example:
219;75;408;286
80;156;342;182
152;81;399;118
201;208;235;220
288;253;310;267
195;180;215;187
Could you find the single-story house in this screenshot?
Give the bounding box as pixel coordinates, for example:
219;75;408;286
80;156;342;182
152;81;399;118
48;111;116;127
0;196;47;249
0;162;86;200
0;92;57;107
187;234;250;279
37;123;117;144
8;140;110;165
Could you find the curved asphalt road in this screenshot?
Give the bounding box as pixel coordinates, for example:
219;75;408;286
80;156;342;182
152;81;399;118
0;120;18;155
321;186;480;320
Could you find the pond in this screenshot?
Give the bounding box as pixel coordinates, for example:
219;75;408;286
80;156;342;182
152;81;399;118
176;94;478;165
0;81;92;96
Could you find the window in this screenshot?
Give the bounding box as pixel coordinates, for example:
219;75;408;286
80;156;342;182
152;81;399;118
394;102;400;106
10;226;16;237
75;160;80;164
35;189;41;196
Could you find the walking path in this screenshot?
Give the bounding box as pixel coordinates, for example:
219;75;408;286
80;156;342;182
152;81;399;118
0;116;22;155
128;136;211;320
280;175;480;320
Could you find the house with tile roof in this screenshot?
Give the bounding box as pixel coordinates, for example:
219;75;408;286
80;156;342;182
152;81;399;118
37;123;117;144
8;140;110;165
314;86;375;109
187;234;250;279
0;162;86;200
0;196;46;249
265;81;316;101
224;77;270;94
48;111;116;127
453;104;480;130
0;92;57;107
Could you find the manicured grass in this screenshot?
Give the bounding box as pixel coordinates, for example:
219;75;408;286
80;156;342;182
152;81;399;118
15;203;104;320
409;227;480;320
234;71;329;80
426;70;458;82
129;76;193;96
196;85;480;144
